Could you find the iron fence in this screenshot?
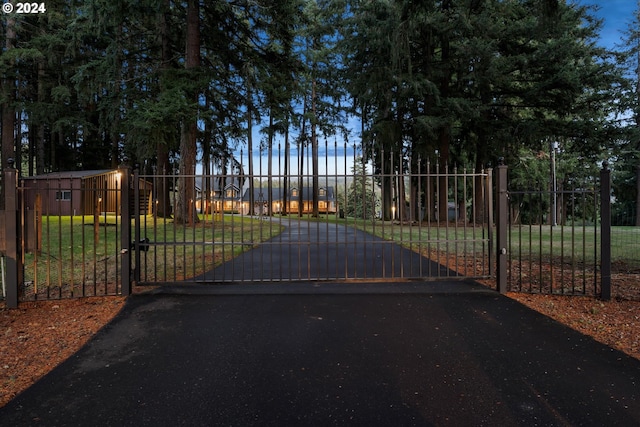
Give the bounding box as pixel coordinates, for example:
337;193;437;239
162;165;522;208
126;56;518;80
131;146;493;286
502;164;611;298
1;169;127;305
1;154;618;307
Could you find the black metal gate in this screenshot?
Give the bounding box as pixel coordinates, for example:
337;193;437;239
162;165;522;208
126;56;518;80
497;162;611;299
130;149;494;287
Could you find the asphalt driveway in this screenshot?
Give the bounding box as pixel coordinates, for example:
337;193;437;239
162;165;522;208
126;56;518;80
195;219;456;282
1;284;639;426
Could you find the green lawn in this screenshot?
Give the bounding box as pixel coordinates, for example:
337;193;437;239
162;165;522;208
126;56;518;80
21;214;638;291
23;214;283;289
300;215;638;270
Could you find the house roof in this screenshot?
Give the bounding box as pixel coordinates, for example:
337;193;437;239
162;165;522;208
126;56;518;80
26;170;116;180
194;176;243;192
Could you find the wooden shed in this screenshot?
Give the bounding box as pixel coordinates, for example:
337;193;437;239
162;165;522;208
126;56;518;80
22;170;153;216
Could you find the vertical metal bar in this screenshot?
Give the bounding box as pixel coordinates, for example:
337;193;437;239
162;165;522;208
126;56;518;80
120;167;131;295
344;142;349;279
134;167;141;284
171;169;177;283
426;159;432;276
287;146;293;282
81;189;86;290
417;156;423;277
153;172;159;284
600;164;611;300
90;178;96;291
69;184;75;296
199;171;206;283
259;146;263;281
370;153;378;277
102;182;108;295
592;186;598;295
57;180;63;293
240;151;245;283
570;189;576;292
390;149;395;278
495;160;508;294
192;177;197;282
4;166;20;308
353;144;358;278
152;172;158;283
269;146;275;282
333;138;338;280
324;139;329;280
549;189;555;293
276;146;282;281
434;160;440;277
453;166;459;276
362;153;368;279
486;168;493;278
538;192;544;293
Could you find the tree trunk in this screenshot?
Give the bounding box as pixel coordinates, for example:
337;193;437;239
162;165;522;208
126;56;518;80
110;23;123;169
175;0;200;225
1;14;16;187
202;112;211;216
247;95;254;215
283;113;289;215
636;35;640;227
268;111;274;216
436;0;452;222
437;128;450;222
298;97;307;217
155;0;172;218
311;78;319;217
36;59;46;175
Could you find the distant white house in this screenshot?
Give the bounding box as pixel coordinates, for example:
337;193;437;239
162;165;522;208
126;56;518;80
195;177;243;213
241;186;337;215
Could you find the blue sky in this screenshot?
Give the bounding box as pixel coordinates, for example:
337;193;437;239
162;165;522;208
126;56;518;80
577;0;635;49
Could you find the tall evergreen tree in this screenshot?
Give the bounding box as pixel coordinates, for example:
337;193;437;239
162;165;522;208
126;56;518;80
614;0;640;225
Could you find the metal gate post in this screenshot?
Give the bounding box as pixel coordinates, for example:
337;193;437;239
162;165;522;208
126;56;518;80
4;162;21;308
133;166;141;284
119;166;131;296
600;163;611;301
495;159;508;294
486;168;494;277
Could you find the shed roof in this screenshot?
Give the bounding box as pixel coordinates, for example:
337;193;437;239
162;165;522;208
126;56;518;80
25;170;115;180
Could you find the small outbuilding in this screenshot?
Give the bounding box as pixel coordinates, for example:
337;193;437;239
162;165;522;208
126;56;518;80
22;169;152;216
